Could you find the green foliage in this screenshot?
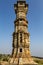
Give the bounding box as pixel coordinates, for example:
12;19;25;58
0;54;2;61
34;58;43;64
0;54;11;61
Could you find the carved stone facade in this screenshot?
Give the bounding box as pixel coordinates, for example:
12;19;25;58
10;0;37;65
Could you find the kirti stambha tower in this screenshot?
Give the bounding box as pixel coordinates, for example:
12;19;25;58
10;0;37;65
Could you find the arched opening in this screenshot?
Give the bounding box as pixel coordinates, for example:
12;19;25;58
20;48;22;52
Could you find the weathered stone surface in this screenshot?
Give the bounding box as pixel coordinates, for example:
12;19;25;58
9;0;37;65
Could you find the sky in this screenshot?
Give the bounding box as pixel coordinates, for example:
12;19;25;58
0;0;43;57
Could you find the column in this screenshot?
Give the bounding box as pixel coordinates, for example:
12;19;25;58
22;33;24;47
18;33;20;47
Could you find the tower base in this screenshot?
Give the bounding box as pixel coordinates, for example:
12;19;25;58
9;58;38;65
0;58;38;65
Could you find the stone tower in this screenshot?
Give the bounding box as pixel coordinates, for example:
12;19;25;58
10;0;37;65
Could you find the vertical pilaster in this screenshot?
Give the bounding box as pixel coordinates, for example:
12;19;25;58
18;33;20;47
22;33;24;47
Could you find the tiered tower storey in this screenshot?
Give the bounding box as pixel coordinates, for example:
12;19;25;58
10;0;37;65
